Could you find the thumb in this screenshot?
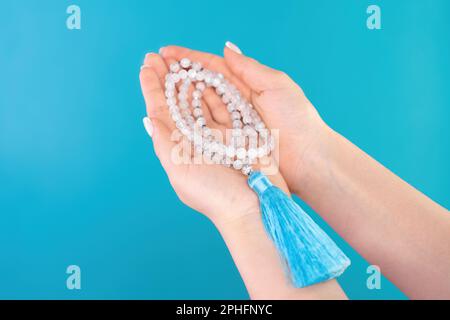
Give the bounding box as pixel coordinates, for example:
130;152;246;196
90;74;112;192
223;42;289;93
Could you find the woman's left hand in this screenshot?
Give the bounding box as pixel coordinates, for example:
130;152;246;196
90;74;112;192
139;53;288;227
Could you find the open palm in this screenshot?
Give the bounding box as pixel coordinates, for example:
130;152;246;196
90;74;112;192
139;48;289;225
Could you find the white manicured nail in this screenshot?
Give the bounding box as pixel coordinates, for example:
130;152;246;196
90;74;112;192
143;117;153;137
143;52;152;65
140;64;150;70
225;41;242;54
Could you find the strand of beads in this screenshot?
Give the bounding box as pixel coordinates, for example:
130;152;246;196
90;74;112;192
164;58;274;175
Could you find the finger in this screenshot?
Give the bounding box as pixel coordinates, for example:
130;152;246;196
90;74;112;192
223;42;290;93
160;45;251;100
139;62;175;131
202;87;232;126
143;52;169;81
144;117;183;180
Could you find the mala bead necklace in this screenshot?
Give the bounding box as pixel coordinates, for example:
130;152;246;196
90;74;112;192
165;58;350;287
165;57;274;175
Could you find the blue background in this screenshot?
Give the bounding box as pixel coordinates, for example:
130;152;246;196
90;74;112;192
0;0;448;299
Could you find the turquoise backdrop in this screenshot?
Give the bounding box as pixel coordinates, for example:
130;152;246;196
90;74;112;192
0;0;448;299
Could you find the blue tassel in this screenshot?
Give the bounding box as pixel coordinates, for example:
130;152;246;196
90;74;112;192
248;171;351;288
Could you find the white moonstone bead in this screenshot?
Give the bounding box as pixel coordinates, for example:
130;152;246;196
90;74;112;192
247;148;257;160
212;77;221;87
188;69;197;79
212;153;223;164
203;140;211;150
175;120;185;129
236;147;246;160
170;62;180;73
168;105;178;114
210;142;219;153
231;111;241;120
181;78;191;87
171;112;181;122
236;103;246;111
180;58;191;68
204;72;212;84
227;103;236;112
216;85;226;95
167;97;176;106
242;165;252;175
165;81;175;89
251;111;261;121
178;92;187;100
232;120;243;129
192;62;202;71
179;69;188;80
171;73;180;83
192;90;202;99
255;121;265;131
222;95;230;104
243;115;253;124
225;146;235;158
233;160;243;170
242;126;254;137
216;144;226;156
193;108;203;117
181;127;191;136
196;117;206;127
196;82;206;91
202;127;211;137
224;157;232;166
195;71;205;81
257;147;267;158
187;117;195;125
179;101;189;109
232;128;242;137
231;136;243;148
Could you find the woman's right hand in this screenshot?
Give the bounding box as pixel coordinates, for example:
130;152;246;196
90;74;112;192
157;43;450;300
160;43;331;196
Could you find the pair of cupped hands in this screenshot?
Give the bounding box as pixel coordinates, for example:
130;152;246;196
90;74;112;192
140;42;328;228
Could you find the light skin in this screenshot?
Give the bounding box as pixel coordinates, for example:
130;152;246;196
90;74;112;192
139;42;450;300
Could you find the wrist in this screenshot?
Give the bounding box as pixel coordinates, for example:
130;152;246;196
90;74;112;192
211;200;262;236
289;120;337;196
209;174;289;234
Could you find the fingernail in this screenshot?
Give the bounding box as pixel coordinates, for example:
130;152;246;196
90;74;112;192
225;41;242;54
143;117;153;137
140;64;150;70
143;52;155;65
159;47;165;55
